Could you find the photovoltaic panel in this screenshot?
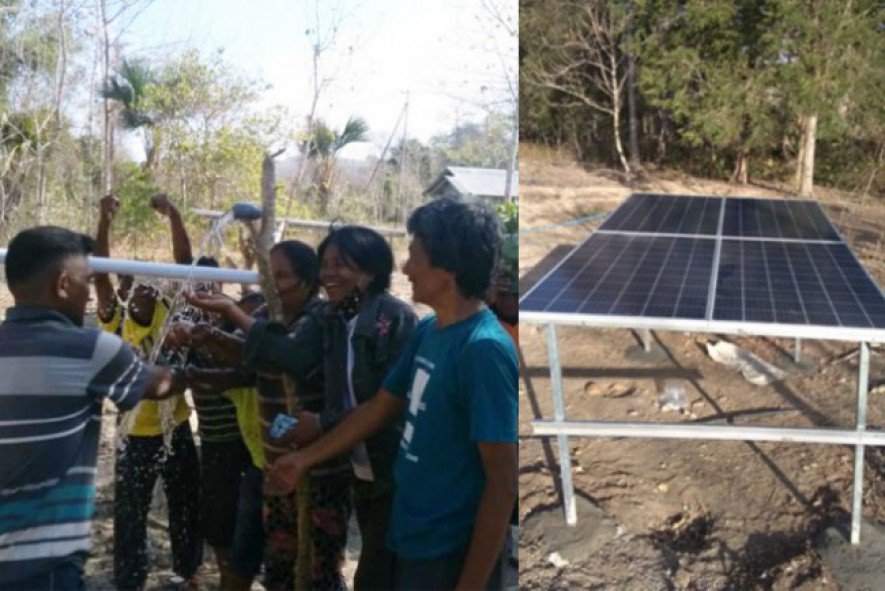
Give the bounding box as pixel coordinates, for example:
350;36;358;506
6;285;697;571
597;193;721;235
721;198;839;241
714;240;885;329
520;233;715;319
521;192;885;342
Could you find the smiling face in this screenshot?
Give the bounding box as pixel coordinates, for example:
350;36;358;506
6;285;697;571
127;283;159;325
319;243;371;304
402;237;451;307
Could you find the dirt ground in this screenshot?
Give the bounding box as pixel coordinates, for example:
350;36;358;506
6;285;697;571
517;152;885;590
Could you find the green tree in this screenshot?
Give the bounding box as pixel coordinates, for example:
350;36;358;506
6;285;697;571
99;59;161;172
773;0;882;196
304;116;368;217
146;49;285;213
637;0;784;183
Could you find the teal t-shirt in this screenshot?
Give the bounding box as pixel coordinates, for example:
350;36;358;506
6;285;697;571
382;308;518;560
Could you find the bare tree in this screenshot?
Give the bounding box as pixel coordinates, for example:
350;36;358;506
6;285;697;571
528;0;632;175
282;0;359;227
481;0;518;202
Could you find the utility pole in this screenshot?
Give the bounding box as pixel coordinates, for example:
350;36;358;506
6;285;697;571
504;101;517;202
397;92;409;225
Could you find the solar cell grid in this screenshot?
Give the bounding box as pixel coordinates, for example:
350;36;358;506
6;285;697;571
521;193;885;341
597;193;721;235
713;240;885;329
721;198;840;241
520;233;714;319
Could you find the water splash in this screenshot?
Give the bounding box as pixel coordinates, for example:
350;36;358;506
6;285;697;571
116;204;261;451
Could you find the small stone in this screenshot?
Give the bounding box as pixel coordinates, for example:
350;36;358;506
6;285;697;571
547;552;569;568
657;483;669;493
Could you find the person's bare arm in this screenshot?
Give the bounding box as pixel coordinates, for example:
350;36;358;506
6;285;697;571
456;441;518;590
94;195;118;322
150;193;193;264
266;389;406;495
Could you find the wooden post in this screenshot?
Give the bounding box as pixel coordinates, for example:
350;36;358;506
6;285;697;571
249;150;312;591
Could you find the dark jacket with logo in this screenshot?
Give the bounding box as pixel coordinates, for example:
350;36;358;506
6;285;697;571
243;292;417;494
318;292;417;495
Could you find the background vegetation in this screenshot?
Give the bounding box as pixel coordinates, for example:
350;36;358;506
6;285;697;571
520;0;885;198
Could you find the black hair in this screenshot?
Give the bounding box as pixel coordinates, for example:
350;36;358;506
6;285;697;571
5;226;95;287
196;255;220;268
270;240;320;296
407;198;503;299
317;225;393;294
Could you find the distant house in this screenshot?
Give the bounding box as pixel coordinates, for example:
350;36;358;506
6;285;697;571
423;166;518;204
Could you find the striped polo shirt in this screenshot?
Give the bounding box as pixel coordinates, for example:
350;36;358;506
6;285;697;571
0;306;151;585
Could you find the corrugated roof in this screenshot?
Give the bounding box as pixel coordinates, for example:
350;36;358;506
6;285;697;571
425;166;519;199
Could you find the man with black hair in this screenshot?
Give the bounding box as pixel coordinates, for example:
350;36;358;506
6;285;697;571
0;226;186;591
267;198;518;590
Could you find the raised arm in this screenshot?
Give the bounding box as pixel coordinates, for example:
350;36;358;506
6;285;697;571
150;193;193;264
94;195;119;322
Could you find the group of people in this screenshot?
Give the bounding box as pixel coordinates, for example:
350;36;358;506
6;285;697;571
0;193;518;591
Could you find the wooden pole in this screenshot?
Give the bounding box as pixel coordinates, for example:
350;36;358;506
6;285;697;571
249;150;312;591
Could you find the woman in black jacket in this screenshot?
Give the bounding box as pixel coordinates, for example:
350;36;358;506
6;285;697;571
319;226;418;590
240;226;417;590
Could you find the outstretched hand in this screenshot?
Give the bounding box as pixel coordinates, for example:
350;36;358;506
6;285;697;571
265;452;309;496
184;291;237;315
190;322;244;367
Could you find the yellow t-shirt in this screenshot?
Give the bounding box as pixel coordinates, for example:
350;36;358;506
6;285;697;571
99;298;191;436
224;387;265;470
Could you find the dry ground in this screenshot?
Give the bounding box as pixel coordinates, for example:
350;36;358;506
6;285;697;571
518;150;885;590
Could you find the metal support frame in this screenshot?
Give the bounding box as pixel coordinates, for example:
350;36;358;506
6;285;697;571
546;324;577;525
794;337;802;363
852;342;870;544
533;325;878;545
641;329;652;353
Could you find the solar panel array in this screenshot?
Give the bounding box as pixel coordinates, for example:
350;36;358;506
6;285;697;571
520;194;885;338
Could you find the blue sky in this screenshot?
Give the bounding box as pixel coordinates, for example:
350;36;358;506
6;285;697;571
120;0;517;150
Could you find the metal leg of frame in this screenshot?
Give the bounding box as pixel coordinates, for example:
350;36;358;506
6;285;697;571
642;329;652;353
851;341;870;545
794;338;802;363
546;324;577;525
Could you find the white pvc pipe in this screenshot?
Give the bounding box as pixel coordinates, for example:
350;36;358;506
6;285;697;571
0;249;259;284
532;420;885;447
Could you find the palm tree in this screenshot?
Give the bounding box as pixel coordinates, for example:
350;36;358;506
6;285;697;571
99;60;161;172
306;116;368;216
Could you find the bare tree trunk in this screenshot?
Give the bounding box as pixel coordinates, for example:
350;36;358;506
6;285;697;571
610;61;630;176
625;3;640;171
98;0;112;194
798;114;817;197
731;150;749;184
250;151;312;591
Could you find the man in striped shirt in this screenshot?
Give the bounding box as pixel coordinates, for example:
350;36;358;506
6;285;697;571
0;226;186;590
